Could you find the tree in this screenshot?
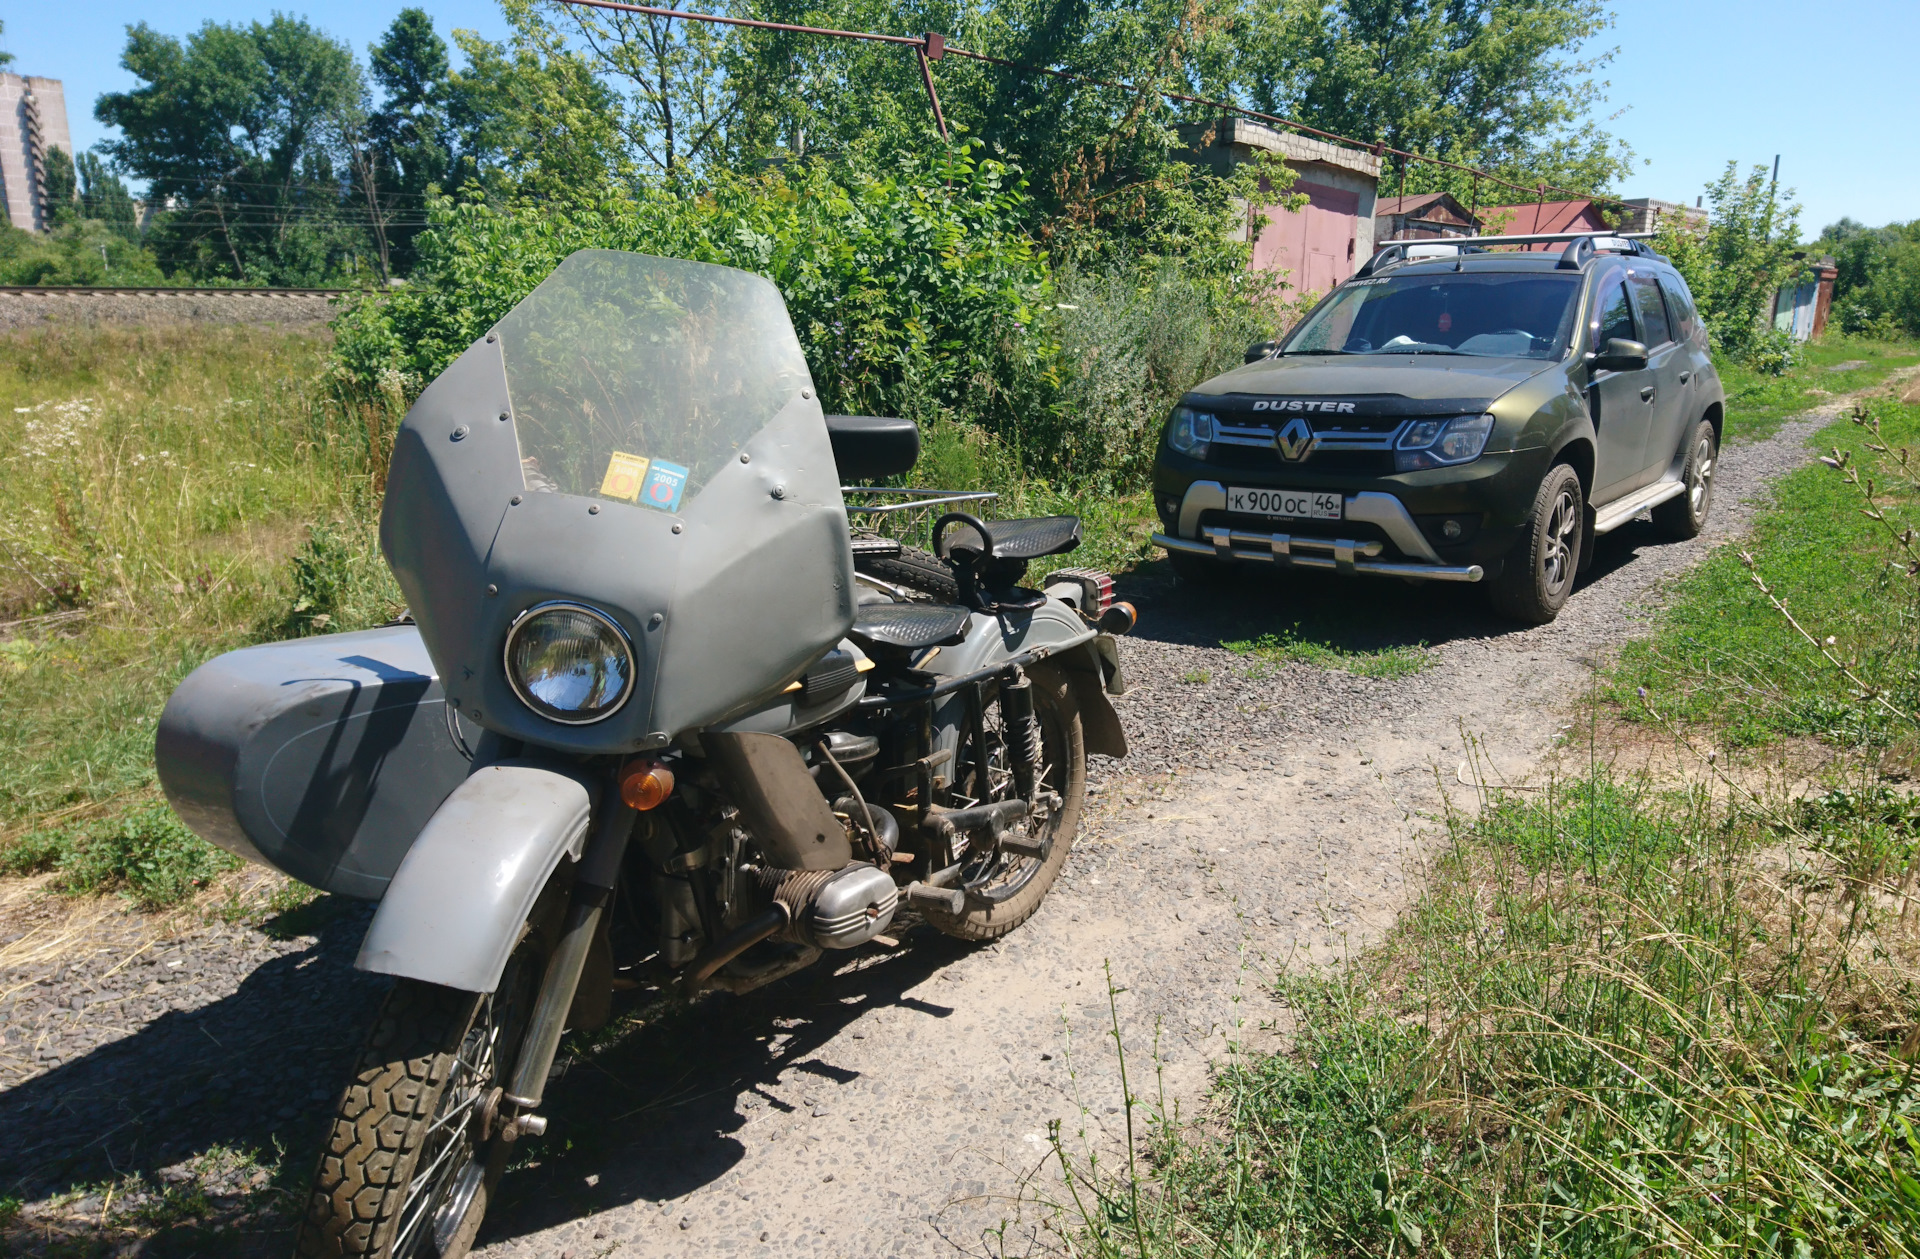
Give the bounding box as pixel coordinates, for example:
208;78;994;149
354;8;455;279
1656;161;1803;361
95;16;370;284
446;7;631;203
75;152;142;242
1237;0;1636;198
42;147;79;227
0;20;13;69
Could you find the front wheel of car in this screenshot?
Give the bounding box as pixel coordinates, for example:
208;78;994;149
1489;464;1584;625
1651;420;1717;540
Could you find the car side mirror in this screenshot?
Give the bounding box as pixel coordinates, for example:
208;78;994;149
1244;340;1279;363
1591;337;1648;372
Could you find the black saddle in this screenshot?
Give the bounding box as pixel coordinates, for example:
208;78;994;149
938;515;1082;562
848;601;972;652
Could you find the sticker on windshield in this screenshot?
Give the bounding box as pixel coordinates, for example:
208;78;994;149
599;451;650;502
639;460;690;513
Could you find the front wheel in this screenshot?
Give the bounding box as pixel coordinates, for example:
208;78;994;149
1489;463;1584;625
1651;420;1717;539
295;920;551;1259
921;664;1085;942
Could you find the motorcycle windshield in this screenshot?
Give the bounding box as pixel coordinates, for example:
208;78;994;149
381;250;856;753
497;250;815;510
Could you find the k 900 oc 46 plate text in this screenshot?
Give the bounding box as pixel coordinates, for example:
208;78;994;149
1226;488;1342;520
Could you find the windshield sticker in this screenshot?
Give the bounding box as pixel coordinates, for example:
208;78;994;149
598;451;651;502
1345;278;1388;286
639;460;690;513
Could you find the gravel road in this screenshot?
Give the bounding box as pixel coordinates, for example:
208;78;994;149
0;398;1864;1255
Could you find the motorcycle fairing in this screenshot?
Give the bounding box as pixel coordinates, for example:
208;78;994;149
381;252;856;753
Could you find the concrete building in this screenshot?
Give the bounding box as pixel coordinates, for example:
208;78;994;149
1180;118;1382;295
1374;192;1482;241
1618;197;1708;236
0;73;74;234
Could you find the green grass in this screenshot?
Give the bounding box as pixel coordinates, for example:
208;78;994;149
1607;387;1920;750
0;324;402;902
1060;773;1920;1257
1717;333;1920;441
1224;628;1432;680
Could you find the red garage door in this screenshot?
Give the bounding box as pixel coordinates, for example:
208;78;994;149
1252;181;1360;296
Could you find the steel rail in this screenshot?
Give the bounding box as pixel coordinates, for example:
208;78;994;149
0;285;348;296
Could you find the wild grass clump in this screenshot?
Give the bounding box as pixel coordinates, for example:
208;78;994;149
1;801;240;906
1610;388;1920;751
1223;629;1431;680
1057;773;1920;1256
0;325;402;842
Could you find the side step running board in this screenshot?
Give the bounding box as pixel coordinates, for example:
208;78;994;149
1591;480;1687;535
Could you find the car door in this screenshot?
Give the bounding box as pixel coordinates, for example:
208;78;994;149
1627;269;1688;486
1584;268;1656;502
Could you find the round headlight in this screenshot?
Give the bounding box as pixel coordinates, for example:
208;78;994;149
503;602;635;725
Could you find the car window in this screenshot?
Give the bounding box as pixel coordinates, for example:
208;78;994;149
1658;275;1697;343
1590;272;1636;350
1628;272;1673;347
1282;271;1583;359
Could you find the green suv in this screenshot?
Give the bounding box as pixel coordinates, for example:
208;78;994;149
1151;233;1725;622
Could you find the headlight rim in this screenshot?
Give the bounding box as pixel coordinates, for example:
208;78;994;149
502;599;637;726
1394;412;1496;472
1167;404;1215;458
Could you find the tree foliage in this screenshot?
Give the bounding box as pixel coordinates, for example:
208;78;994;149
1655;161;1803;366
1812;217;1920;340
95;16;372;284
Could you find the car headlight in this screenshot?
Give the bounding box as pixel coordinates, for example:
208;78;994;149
1166;405;1215;459
1395;413;1495;472
504;601;636;725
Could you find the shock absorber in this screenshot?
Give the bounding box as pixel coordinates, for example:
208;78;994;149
1001;669;1042;802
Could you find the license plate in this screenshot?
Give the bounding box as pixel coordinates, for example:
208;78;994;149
1225;487;1343;520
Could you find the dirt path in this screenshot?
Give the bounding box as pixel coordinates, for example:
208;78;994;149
0;395;1874;1256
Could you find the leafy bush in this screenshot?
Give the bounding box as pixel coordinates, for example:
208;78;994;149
270;519;404;638
1819;218;1920;340
333;146;1281;492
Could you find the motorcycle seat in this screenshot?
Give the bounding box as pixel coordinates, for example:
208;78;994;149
943;515;1082;561
848;601;972;651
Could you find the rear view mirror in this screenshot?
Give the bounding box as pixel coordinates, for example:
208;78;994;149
1591;337;1648;372
1245;340;1279;363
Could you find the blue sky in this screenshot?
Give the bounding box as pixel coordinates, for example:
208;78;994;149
3;0;1910;236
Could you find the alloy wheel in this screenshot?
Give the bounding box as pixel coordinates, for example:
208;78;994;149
1689;436;1715;519
1541;488;1578;593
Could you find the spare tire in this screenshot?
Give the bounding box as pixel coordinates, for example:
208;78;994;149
855;543;961;603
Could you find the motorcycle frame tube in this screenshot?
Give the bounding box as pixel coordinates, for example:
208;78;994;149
354;761;598;993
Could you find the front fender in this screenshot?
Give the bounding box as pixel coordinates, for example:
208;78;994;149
355;761;599;993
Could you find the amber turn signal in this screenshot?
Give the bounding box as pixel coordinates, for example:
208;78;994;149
620;758;675;811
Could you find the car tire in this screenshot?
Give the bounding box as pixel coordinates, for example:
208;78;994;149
1489;464;1584;624
1651;420;1717;540
1168;549;1231;587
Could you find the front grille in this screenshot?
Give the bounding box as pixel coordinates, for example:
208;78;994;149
1206;415;1400;474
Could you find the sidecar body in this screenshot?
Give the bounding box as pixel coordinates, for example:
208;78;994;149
155;625;490;899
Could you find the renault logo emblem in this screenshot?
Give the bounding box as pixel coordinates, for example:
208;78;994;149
1274;417;1314;461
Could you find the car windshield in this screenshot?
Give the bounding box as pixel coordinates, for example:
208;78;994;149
1282;271;1582;360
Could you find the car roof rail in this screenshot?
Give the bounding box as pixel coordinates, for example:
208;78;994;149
1355;230;1662;280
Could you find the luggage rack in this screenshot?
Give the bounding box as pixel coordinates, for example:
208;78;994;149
843;487;998;549
1357;230;1659;278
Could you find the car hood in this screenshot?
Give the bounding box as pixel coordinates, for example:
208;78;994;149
1188;354;1556;412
